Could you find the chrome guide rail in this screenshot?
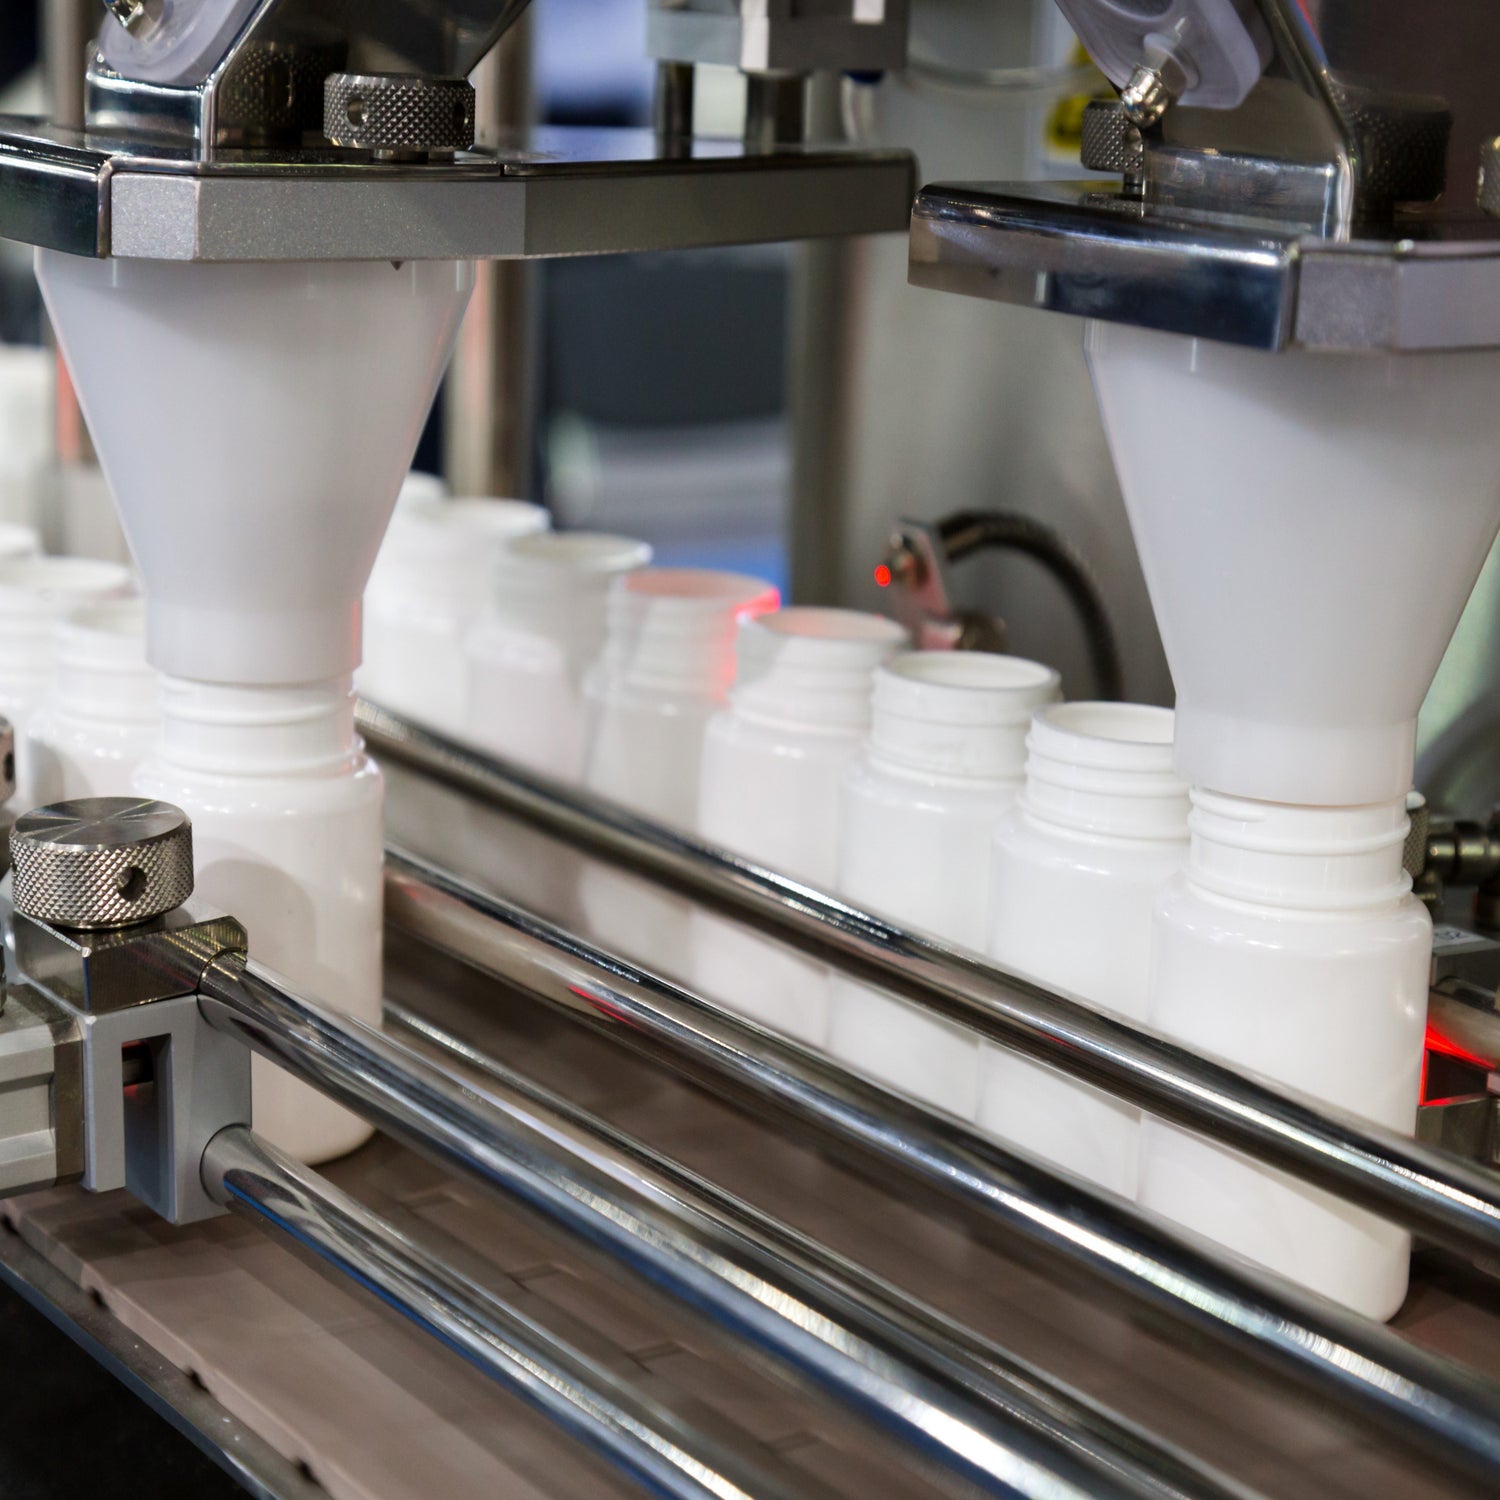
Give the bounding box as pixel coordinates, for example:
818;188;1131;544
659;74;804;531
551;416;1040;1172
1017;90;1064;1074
379;1000;1251;1500
201;1126;807;1500
355;700;1500;1265
197;956;1202;1500
380;848;1500;1487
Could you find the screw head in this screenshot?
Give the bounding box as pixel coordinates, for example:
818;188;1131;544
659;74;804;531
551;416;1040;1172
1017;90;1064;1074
102;0;149;34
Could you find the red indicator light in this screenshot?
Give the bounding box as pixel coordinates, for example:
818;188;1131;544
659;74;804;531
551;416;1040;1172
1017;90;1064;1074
873;563;893;589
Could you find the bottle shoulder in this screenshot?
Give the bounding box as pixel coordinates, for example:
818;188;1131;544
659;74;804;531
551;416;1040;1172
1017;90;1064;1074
1156;872;1433;946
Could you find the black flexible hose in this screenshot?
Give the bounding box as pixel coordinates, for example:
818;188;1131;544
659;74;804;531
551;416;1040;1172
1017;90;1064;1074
936;509;1125;701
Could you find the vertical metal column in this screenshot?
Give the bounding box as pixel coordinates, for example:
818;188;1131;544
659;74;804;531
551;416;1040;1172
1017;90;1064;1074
788;72;858;603
41;0;97;474
654;61;696;144
443;15;538;499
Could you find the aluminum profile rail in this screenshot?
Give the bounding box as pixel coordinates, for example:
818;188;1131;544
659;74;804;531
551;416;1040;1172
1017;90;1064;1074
196;955;1226;1500
356;699;1500;1265
200;1126;813;1500
380;847;1500;1488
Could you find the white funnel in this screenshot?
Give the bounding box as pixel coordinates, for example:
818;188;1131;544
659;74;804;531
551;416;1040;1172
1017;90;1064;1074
36;253;475;686
1086;322;1500;805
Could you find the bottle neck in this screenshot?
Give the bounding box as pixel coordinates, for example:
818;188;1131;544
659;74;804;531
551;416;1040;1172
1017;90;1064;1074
57;654;159;726
0;559;135;689
1020;703;1188;842
158;676;359;776
731;611;906;732
489;576;615;680
52;602;159;726
597;572;778;697
1184;789;1412;912
369;499;550;622
866;652;1060;782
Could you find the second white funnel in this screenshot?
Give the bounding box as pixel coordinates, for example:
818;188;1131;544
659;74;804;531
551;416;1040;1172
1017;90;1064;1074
37;252;475;687
1087;322;1500;806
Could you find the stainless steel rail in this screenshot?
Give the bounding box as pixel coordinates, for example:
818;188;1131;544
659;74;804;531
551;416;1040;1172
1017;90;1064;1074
201;1126;807;1500
380;847;1500;1487
357;700;1500;1264
197;956;1206;1500
380;1000;1251;1500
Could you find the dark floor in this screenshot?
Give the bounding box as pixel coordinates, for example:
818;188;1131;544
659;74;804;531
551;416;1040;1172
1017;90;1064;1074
0;1281;246;1500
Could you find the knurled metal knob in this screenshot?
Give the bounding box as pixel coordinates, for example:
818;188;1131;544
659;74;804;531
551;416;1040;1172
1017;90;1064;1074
11;799;194;931
324;73;476;157
1081;99;1145;181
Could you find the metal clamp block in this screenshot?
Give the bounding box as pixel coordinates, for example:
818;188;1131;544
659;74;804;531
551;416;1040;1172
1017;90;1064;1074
7;896;251;1225
4;799;253;1225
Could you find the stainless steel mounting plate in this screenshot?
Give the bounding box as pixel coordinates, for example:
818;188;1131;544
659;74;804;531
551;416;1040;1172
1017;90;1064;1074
909;179;1500;353
0;118;916;262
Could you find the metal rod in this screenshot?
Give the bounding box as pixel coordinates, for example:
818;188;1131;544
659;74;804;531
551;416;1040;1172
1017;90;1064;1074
356;701;1500;1264
379;846;1500;1487
444;16;537;498
381;999;1252;1500
201;1126;804;1500
198;956;1236;1500
654;62;696;142
744;73;807;150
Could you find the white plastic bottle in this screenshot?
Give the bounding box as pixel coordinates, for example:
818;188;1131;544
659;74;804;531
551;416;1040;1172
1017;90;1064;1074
582;568;780;827
465;532;652;780
0;556;135;811
360;495;550;736
691;607;908;1043
979;703;1188;1195
134;676;384;1165
28;598;160;802
827;652;1061;1113
1139;792;1430;1321
577;568;778;979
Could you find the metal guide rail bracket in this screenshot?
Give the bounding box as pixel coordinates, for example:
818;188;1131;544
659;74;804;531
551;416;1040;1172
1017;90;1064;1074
0;800;251;1225
0;118;917;262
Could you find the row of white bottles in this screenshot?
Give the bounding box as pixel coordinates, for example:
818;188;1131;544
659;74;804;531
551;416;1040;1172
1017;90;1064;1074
692;607;909;1042
361;491;549;737
984;703;1187;1197
467;532;653;780
829;654;1061;1111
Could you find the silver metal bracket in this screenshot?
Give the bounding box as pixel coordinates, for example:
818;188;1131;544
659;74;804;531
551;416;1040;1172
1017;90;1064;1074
4;886;251;1225
0;119;915;263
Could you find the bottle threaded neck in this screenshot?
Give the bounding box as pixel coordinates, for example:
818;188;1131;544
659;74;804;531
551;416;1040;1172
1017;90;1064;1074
158;676;358;776
1020;702;1188;842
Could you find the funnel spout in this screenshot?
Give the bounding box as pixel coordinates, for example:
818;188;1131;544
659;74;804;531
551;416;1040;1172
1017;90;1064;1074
37;253;475;688
1086;321;1500;806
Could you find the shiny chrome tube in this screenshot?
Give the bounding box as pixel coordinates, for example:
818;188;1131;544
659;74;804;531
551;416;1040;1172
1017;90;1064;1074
380;847;1500;1487
381;1001;1250;1500
201;1126;804;1500
357;700;1500;1264
197;956;1211;1500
